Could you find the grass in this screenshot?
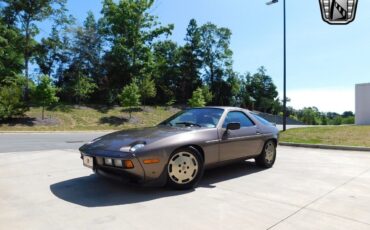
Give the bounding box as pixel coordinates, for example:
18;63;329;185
280;126;370;147
0;105;179;131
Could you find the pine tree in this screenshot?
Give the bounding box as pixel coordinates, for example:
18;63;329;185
0;17;23;83
178;19;202;102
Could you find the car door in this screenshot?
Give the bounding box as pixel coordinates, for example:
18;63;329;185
219;111;263;161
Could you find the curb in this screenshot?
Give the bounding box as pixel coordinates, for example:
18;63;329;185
279;142;370;152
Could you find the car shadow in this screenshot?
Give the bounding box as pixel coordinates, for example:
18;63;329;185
199;161;265;188
50;161;264;207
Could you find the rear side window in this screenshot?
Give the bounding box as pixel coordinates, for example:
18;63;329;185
222;111;255;128
252;114;272;126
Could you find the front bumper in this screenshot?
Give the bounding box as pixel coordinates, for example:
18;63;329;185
80;151;146;184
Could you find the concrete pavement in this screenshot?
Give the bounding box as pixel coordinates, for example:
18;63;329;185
0;143;370;229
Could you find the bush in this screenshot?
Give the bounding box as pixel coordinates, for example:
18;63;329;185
342;116;354;124
0;84;28;120
327;116;343;125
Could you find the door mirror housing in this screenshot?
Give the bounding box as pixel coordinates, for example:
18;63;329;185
226;122;240;131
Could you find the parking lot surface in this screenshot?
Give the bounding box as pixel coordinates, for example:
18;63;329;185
0;134;369;229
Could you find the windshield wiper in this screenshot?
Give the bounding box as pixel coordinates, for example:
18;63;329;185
175;122;201;127
159;122;172;127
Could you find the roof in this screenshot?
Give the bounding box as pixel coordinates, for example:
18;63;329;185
356;83;370;87
196;106;251;112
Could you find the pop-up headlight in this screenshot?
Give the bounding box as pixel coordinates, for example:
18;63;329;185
130;143;145;152
87;138;101;145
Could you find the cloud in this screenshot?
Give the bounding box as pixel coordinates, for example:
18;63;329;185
281;87;355;113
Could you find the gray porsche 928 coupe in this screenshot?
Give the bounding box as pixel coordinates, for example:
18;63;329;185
79;107;279;189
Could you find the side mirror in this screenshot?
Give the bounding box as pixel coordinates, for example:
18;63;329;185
226;122;240;131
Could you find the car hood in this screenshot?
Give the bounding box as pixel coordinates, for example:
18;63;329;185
80;126;194;153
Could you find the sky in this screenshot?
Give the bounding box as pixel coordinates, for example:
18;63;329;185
37;0;370;113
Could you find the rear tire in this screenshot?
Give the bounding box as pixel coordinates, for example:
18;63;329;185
255;140;276;168
166;147;204;190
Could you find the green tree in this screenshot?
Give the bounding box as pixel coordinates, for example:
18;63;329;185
178;19;202;103
119;81;141;118
321;113;328;125
199;23;233;104
188;88;205;107
342;111;354;118
152;40;181;104
1;0;68;99
70;73;97;104
57;11;104;103
35;26;70;77
33;75;59;119
329;116;343;125
165;97;176;110
201;85;213;105
327;112;340;119
297;107;320;125
0;81;28;120
136;75;156;106
245;67;278;113
239;73;251;108
271;98;283;115
34;3;73;77
225;71;241;106
101;0;173;96
35;27;62;76
70;12;102;82
0;17;23;83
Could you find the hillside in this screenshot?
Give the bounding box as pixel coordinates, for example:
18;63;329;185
0;105;179;131
0;105;304;131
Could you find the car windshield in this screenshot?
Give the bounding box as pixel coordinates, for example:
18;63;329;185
160;108;224;128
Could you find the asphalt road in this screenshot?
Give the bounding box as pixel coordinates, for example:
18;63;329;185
0;133;370;229
0;132;110;153
0;124;306;153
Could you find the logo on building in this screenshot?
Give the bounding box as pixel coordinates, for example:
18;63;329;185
319;0;358;25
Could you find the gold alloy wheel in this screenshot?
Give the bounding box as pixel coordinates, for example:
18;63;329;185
168;152;199;184
265;141;275;164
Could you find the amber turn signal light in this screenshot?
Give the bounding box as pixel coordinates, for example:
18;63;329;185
124;160;134;169
143;159;160;164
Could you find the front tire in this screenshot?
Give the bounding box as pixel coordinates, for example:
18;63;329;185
255;140;276;168
167;147;204;190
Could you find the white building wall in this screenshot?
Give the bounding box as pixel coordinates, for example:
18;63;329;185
355;83;370;125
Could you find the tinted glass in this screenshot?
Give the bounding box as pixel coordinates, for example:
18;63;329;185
223;111;255;128
252;113;272;126
160;108;224;128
